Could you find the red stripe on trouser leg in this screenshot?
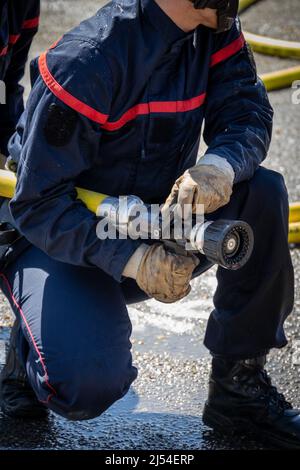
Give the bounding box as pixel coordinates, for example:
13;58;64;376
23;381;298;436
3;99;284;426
0;273;57;404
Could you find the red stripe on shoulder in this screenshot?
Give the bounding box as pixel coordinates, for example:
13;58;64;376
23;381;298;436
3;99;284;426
210;33;245;68
22;16;40;29
38;51;109;125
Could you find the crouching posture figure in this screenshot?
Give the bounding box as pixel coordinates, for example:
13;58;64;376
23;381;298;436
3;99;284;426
0;0;299;448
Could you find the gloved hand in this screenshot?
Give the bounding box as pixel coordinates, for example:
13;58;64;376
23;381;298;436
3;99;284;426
163;155;235;215
123;243;199;303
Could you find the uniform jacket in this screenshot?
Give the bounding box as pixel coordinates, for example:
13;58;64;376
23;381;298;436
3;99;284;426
0;0;40;156
8;0;273;281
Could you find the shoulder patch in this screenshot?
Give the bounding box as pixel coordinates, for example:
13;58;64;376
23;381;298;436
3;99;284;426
44;103;78;147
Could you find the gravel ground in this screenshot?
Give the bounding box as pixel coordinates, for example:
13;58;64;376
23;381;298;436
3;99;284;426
0;0;300;450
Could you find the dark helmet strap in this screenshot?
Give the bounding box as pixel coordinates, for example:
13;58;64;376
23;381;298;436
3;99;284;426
190;0;239;33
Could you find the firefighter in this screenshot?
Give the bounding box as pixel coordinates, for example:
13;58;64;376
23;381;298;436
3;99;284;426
0;0;299;447
0;0;40;165
0;0;41;417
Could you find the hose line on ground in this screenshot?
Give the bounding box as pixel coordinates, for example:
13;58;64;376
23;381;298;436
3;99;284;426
239;0;300;91
238;0;300;239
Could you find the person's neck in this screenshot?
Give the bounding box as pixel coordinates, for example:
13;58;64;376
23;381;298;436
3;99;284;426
154;0;202;33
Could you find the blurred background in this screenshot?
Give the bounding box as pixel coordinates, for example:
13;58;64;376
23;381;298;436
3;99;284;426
0;0;299;450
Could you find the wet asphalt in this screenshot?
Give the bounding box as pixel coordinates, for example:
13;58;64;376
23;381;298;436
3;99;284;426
0;0;300;450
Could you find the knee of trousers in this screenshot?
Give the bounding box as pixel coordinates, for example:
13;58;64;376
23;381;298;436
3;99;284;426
46;357;138;421
249;167;289;219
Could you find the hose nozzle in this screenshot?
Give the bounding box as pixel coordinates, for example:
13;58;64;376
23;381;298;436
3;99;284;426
189;219;254;270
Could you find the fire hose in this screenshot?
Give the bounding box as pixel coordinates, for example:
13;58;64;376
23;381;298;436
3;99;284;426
0;169;255;270
238;0;300;245
0;2;298;266
239;0;300;91
0;169;299;270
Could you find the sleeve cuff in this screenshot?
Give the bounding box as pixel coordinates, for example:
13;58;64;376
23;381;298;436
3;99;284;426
122;243;149;279
198;153;235;182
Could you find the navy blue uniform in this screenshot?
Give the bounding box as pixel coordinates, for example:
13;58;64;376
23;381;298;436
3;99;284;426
0;0;293;420
8;0;273;281
0;0;40;156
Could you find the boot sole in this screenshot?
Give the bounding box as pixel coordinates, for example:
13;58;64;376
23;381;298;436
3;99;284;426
203;403;254;436
203;402;300;450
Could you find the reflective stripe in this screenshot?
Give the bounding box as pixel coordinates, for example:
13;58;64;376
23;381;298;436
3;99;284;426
0;17;39;57
0;46;8;57
22;17;40;29
39;49;206;130
0;273;57;404
9;34;20;45
38;51;110;125
103;93;207;131
210;33;245;67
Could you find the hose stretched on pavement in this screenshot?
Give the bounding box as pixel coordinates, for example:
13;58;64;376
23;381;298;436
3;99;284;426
239;0;300;237
239;0;300;91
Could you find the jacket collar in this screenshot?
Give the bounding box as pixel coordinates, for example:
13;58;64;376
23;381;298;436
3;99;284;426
140;0;188;45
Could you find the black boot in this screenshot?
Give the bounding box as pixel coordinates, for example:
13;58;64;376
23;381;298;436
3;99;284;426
0;319;48;419
203;355;300;449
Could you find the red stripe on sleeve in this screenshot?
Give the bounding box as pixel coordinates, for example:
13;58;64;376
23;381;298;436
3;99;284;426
0;46;8;56
0;35;21;55
22;17;40;29
38;51;109;125
0;17;39;58
210;33;245;68
9;34;21;45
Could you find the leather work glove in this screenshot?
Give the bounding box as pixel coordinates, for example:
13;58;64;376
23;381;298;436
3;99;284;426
123;243;199;303
163;155;235;215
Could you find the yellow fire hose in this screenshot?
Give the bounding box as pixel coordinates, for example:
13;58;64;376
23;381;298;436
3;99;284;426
0;170;108;215
235;1;300;244
261;65;300;91
0;169;299;244
239;0;300;91
239;0;258;11
243;32;300;60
